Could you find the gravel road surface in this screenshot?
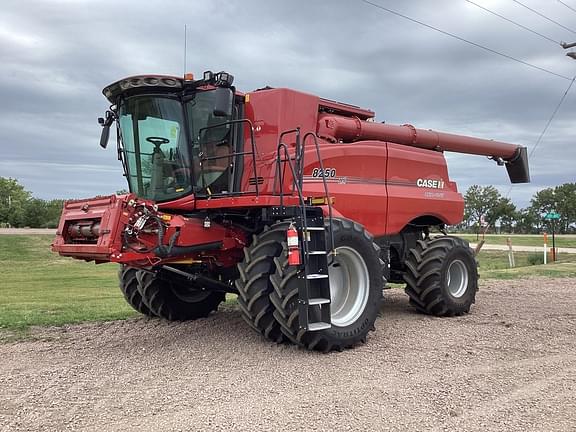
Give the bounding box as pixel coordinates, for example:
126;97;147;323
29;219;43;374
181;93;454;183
1;278;575;432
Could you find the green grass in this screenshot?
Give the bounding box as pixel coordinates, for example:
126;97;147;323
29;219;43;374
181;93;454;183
458;234;576;248
480;262;576;279
1;235;575;338
0;235;137;335
475;249;576;279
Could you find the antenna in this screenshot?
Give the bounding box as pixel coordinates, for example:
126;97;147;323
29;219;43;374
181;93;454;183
183;24;187;75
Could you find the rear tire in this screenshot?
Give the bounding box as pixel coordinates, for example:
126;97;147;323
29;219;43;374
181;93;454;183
404;236;478;316
118;266;155;316
235;222;290;343
270;219;384;352
137;270;225;321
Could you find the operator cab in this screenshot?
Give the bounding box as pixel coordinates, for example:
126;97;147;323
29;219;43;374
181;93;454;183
99;71;240;202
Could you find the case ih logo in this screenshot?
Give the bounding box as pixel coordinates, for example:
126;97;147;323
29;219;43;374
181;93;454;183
417;178;445;189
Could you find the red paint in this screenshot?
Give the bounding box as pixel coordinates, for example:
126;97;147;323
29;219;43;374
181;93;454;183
287;224;301;266
317;114;520;159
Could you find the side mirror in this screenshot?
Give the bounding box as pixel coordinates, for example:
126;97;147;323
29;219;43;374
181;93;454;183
213;87;233;117
98;110;115;149
99;124;110;149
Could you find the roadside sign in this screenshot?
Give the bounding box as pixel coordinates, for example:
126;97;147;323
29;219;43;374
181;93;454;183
544;213;560;262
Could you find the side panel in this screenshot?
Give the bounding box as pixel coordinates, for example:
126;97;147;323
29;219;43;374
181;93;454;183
302;141;388;236
243;88;320;194
385;143;464;234
301;142;464;237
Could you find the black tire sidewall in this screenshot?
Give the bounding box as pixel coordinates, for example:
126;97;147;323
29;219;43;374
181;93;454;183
119;265;154;316
139;270;224;320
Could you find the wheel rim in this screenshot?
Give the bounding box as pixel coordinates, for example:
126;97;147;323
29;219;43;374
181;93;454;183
446;259;469;298
328;246;370;327
171;283;212;303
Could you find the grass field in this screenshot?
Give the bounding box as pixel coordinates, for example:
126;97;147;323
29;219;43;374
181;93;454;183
459;234;576;248
475;250;576;279
0;235;135;335
1;235;575;336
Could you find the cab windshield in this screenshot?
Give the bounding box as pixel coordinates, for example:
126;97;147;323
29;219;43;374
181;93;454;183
118;91;232;201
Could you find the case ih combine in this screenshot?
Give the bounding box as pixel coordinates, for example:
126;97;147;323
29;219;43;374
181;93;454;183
52;71;529;352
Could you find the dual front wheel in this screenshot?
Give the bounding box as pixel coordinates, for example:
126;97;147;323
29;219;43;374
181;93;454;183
240;219;385;352
118;267;225;320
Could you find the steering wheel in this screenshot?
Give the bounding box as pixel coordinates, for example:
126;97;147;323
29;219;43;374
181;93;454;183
146;136;170;150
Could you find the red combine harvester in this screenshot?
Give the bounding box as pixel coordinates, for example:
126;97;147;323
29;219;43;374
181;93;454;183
52;71;529;351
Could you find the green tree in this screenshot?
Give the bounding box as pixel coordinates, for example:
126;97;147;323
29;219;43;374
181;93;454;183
44;199;64;228
464;185;515;235
514;208;540;234
23;198;49;228
0;177;32;227
494;197;517;233
530;183;576;234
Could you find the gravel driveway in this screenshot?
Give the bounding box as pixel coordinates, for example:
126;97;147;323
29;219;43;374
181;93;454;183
1;278;575;431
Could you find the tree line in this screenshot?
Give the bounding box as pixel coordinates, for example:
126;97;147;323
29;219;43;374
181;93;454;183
1;176;574;233
462;183;576;234
0;178;64;228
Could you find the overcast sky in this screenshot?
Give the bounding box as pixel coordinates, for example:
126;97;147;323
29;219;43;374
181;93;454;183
1;0;575;208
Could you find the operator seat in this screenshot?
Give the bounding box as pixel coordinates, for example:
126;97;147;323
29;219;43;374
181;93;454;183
195;116;232;193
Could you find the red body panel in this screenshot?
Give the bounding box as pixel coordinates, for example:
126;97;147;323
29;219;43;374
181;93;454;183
301;142;389;235
385;144;462;233
240;88;468;236
300;141;462;236
241;88;320;194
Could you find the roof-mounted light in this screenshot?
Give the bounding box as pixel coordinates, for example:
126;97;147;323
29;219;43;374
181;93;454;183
102;75;183;102
214;71;234;87
203;71;213;82
201;70;234;87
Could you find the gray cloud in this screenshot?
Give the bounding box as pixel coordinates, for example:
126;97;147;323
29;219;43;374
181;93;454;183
1;0;575;209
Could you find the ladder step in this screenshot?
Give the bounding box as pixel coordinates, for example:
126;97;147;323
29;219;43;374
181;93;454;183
306;250;327;255
308;322;331;331
308;297;330;305
306;273;328;280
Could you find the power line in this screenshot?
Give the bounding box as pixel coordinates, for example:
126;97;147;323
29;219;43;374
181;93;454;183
529;75;576;159
557;0;576;15
465;0;560;45
359;0;572;81
510;0;576;35
505;74;576;197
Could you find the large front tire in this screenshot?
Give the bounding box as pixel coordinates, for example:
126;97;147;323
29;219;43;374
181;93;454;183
404;236;478;316
235;222;291;343
137;270;225;321
270;219;384;352
118;266;155;316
